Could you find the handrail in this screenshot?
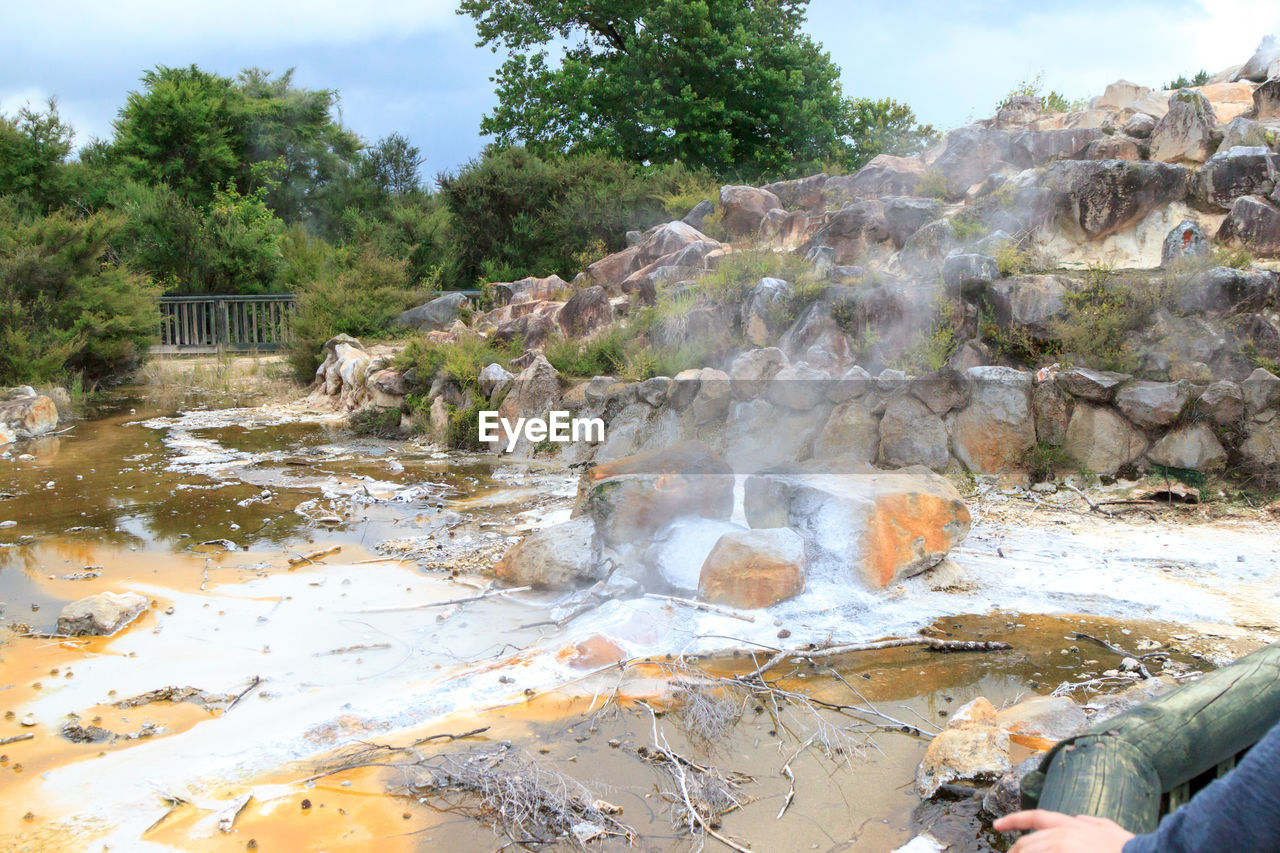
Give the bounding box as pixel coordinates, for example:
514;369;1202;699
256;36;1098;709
1020;641;1280;833
154;294;297;353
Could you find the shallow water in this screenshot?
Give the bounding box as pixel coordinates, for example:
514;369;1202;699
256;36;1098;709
0;385;1275;852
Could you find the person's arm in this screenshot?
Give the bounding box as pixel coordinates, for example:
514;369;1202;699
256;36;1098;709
995;718;1280;853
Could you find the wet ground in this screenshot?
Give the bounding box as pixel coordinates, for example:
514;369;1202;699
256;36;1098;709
0;374;1276;852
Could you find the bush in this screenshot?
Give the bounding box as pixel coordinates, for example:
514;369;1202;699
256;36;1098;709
445;402;485;451
395;334;523;392
1046;270;1159;372
289;248;426;380
438;147;701;286
350;406;403;438
0;203;159;385
544;329;629;377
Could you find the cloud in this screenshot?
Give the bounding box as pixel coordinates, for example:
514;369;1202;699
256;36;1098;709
5;0;465;50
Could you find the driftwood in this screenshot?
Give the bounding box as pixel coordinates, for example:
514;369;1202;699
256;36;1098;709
224;676;262;712
0;733;34;746
643;593;756;623
744;636;1012;679
288;545;341;566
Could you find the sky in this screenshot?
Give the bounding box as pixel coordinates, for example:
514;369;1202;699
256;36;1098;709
3;0;1279;181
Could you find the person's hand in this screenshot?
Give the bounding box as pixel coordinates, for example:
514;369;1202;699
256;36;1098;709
993;809;1135;852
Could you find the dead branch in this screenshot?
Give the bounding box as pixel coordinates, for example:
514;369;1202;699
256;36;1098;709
643;593;756;623
413;726;491;746
288;545;341;566
740;636;1011;679
0;733;34;746
224;676;262;713
1061;482;1115;518
313;643;392;657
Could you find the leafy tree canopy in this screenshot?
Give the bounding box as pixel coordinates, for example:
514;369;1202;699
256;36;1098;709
460;0;852;179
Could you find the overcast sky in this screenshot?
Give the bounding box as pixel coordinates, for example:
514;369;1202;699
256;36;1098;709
3;0;1278;180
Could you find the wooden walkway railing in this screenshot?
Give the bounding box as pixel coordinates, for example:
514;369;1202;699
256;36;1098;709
153;294;296;354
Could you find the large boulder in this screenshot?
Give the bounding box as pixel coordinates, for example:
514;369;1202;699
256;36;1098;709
916;698;1011;798
394;292;469;332
585;246;641;292
697;528;806;609
1005;128;1105;168
1242;420;1280;486
493;355;561;453
883;197;943;249
1237;36;1280;83
508;275;567;304
1243;367;1280;416
1055;367;1129;402
493;517;603;588
728;347;788;399
1122;113;1156;139
766;363;828;411
1177;267;1278;313
0;394;58;437
1148;89;1217;164
645;518;746;593
1033;380;1072;447
557;286;613;337
744;461;971;590
761;174;828;211
1198;147;1280;210
877;395;950;471
57;592;149;637
310;334;371;410
1198;380;1245;425
824;155;924;202
1115;380;1191;429
1254;76;1280;121
585;441;735;548
1062;404;1148;475
1146;423;1227;471
813;399;880;462
478;363;515;399
723;398;831;473
1217;195;1280;255
988;275;1069;338
1220;117;1272;150
1083;135;1141;161
1093;80;1167;116
898;219;957;277
740;278;792;346
1039;160;1189;240
632;221;712;268
804;200;889;264
933;128;1013;199
942;253;999;298
952;367;1036;475
719;185;782;236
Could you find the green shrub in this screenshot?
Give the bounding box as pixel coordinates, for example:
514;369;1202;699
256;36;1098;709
350;406;403;438
445;402;484;451
545;329;629;377
0;203;160;385
1022;441;1072;484
289;248;426;380
1046;272;1158;373
395;334;522;392
1165;70;1210;90
915;169;947;199
1212;246;1254;270
889;301;963;373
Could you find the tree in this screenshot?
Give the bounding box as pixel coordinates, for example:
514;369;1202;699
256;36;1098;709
459;0;847;179
836;98;939;172
0;99;74;212
358;133;426;197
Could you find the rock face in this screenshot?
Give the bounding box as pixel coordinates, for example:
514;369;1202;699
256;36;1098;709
558;286;613;337
57;592;149;637
952;367;1036;474
805;200;889;263
988;275;1069;338
493;517;602;588
697;528;806;609
1062;404;1147;475
1148;89;1217;164
1255;76;1280;120
942;253;999;297
478;363;515;399
1039;160;1188;240
1115;381;1190;429
585;441;734;548
826;154;923;200
394;292;469;332
1241;421;1280;485
878;395;949;470
916;698;1011;797
740;278;792;346
884;197;942;248
762;174;828;210
0;394;58;437
310;334;371;410
719;185;782;236
1056;367;1128;402
813;400;880;462
1146;423;1227;470
744;461;971;590
1198;147;1279;210
1217;195;1280;255
1199;380;1244;424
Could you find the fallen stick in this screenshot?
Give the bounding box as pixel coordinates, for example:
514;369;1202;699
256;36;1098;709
355;586;532;613
313;643;392;657
288;545;341;566
741;637;1011;679
643;593;756;623
224;676;262;712
1061;482;1114;518
412;726;491;746
0;733;34;746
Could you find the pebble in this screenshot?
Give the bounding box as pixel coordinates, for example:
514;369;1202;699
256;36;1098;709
0;521;13;528
20;715;36;727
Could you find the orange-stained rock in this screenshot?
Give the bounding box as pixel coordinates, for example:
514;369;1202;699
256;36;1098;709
697;528;805;609
951;366;1036;476
557;634;627;670
745;460;971;591
0;394;58;436
916;697;1011;797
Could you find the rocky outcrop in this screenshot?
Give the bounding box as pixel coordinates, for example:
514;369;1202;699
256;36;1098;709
744;461;971;590
57;592;149;637
952;367;1036;475
1198;147;1279;210
309;334;372;410
697;528;805;609
1062;403;1148;475
1039;160;1189;240
1146;423;1227;470
825;155;924;201
1148;89;1217;164
878;395;949;470
493;516;603;588
1115;380;1191;429
805;200;890;264
1217;195;1280;255
585;441;734;548
719;185;782;236
988;275;1069;338
557;285;613;337
394;292;470;332
1161;220;1210;266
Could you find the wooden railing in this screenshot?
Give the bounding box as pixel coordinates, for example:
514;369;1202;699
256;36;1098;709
154;294;296;354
